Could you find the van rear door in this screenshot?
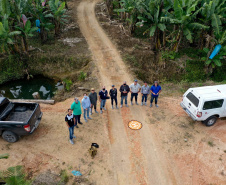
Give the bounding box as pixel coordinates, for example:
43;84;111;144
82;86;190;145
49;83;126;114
183;92;199;117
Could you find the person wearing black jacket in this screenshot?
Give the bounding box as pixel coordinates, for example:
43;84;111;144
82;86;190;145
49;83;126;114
110;85;118;109
119;81;130;108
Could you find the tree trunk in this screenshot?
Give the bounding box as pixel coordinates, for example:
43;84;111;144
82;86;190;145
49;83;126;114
106;0;113;18
54;21;61;36
176;31;182;52
163;31;166;48
23;36;29;52
40;27;48;43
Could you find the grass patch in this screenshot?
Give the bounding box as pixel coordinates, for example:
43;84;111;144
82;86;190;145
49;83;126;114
0;153;9;159
78;71;87;81
59;169;69;184
208;141;214;147
0;166;31;185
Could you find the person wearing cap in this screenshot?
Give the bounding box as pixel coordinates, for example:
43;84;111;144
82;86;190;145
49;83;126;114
82;93;92;122
109;85;118;109
71;97;82;127
141;82;150;106
65;108;76;145
89;88;98;114
119;81;130;107
129;80;141;105
150;81;162;107
99;86;109;114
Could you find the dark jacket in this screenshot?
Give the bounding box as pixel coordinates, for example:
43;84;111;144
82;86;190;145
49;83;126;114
89;92;97;104
110;88;117;98
119;85;130;97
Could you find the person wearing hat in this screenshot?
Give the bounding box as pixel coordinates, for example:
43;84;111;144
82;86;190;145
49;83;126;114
82;93;92;122
89;88;98;114
109;85;118;109
150;81;162;107
141;82;150;106
119;81;130;107
71;97;83;127
129;80;141;105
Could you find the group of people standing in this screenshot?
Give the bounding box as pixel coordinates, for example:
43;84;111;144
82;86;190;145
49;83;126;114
65;80;162;144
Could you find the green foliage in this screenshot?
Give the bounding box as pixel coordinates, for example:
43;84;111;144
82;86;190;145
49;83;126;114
78;71;87;81
49;0;68;35
0;153;9;159
210;63;226;82
59;170;69;183
0;166;31;185
63;79;72;91
0;0;68;54
0;55;25;84
185;60;206;82
111;0;225;53
162;51;180;60
203;46;226;68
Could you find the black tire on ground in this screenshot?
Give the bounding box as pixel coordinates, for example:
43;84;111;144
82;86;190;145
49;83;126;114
2;131;19;143
203;116;218;127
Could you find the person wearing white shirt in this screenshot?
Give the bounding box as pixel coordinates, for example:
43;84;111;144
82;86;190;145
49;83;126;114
129;79;141;105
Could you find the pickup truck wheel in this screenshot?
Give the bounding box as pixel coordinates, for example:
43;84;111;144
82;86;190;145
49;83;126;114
204;116;218;127
2;131;19;143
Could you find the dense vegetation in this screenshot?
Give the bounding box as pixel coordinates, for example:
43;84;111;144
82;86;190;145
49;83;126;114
106;0;226;80
0;0;68;55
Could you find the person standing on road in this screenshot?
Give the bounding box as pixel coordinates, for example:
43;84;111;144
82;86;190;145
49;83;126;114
150;81;162;108
65;109;76;145
129;80;141;105
141;82;150;106
82;93;92;122
119;81;130;108
71;97;82;127
109;85;118;109
89;88;98;115
99;86;108;114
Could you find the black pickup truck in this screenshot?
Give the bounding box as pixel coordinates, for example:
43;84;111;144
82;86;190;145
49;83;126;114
0;97;42;143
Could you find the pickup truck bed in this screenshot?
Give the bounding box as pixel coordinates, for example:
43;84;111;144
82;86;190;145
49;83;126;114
6;110;33;122
0;97;42;142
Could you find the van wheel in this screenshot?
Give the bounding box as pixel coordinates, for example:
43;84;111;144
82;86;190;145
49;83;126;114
2;131;19;143
203;116;218;127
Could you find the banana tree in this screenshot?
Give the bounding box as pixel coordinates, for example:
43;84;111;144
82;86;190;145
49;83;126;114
15;20;38;52
136;0;167;50
198;0;225;49
48;0;68;36
9;0;33;23
0;16;21;54
114;0;144;35
32;0;55;43
0;0;11;17
161;0;209;52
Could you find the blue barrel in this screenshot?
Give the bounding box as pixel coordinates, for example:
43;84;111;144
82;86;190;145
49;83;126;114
209;44;222;59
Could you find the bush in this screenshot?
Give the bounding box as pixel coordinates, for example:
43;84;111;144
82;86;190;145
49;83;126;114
0;166;31;185
210;63;226;82
185;60;206;82
63;79;73;91
78;71;87;81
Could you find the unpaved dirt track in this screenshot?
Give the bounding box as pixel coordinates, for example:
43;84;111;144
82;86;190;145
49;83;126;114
77;0;178;184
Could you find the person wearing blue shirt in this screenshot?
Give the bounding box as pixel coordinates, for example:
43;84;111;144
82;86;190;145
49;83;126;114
150;81;162;107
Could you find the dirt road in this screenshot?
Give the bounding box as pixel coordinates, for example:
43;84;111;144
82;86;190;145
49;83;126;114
77;0;178;184
1;0;225;184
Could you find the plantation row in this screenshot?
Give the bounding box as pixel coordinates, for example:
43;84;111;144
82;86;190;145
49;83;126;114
0;0;68;54
106;0;225;67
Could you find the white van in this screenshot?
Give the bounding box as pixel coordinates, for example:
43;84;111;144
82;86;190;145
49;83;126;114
180;84;226;126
